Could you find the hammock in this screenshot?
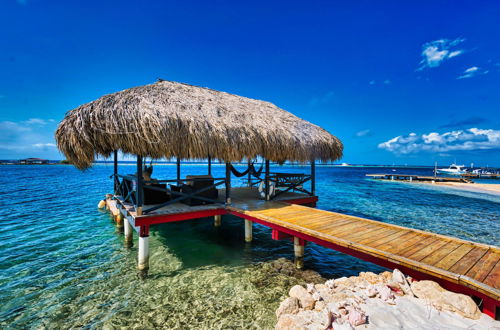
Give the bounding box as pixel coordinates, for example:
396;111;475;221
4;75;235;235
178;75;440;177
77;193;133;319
230;162;264;179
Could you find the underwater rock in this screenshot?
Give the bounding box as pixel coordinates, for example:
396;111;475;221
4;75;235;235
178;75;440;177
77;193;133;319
411;280;481;320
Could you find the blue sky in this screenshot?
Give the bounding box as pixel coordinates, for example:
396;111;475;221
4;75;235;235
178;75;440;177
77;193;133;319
1;0;499;166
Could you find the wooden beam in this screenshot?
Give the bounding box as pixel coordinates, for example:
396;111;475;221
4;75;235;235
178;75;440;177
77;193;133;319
265;159;270;200
311;159;316;196
176;157;181;183
113;150;118;194
225;162;231;204
208;155;212;176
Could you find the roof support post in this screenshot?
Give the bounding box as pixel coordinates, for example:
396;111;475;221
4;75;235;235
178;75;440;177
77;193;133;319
225;162;231;205
247;159;252;187
176;157;181;184
311;159;316;196
265;159;270;200
113;150;118;194
136;156;144;216
208;155;212;176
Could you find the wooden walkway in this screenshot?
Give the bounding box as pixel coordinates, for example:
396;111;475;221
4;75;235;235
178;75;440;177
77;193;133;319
229;202;499;315
111;187;499;317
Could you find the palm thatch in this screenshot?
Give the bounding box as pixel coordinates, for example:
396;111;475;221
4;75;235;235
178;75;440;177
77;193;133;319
55;80;343;169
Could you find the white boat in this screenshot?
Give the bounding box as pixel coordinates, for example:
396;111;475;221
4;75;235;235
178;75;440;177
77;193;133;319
436;164;467;175
340;163;349;166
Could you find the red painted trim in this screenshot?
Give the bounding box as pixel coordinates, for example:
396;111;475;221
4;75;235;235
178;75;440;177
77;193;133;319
281;196;318;205
140;225;149;237
231;210;498;318
135;208;227;226
272;229;292;241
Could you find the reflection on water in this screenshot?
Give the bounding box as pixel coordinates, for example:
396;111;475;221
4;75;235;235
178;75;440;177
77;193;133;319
0;165;498;328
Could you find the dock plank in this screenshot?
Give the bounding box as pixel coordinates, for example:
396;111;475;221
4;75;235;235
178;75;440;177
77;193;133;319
466;250;499;282
483;261;500;289
449;247;488;275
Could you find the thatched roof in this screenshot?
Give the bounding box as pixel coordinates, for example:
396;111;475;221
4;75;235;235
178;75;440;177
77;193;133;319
56;80;343;169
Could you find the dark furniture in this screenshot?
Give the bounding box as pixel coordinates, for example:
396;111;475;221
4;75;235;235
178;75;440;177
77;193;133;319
171;175;219;206
123;177;170;205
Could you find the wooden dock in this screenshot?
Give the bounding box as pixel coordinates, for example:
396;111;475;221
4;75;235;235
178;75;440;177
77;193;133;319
367;173;473;183
109;187;499;318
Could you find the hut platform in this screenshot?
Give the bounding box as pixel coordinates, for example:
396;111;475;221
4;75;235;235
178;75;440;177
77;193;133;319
107;189;499;319
367;173;473;183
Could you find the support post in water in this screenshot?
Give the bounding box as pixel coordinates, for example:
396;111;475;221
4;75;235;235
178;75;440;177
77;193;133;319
265;159;270;200
294;237;305;269
124;216;133;247
138;225;149;275
244;219;253;242
214;214;221;227
225;162;231;204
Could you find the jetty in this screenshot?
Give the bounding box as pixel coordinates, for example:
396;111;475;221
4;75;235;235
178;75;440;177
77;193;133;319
56;80;499;319
366;173;473;183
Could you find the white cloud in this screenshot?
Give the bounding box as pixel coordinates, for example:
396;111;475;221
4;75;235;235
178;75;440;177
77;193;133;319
369;80;391;85
355;129;372;137
383;80;391;84
457;66;489;79
418;38;465;70
33;143;56;148
378;128;500;154
369;80;375;85
0;118;59;159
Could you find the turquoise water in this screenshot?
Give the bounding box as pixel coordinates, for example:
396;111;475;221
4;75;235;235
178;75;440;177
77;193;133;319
0;164;498;328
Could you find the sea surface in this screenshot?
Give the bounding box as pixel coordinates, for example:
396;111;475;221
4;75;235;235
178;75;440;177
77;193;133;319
0;164;498;329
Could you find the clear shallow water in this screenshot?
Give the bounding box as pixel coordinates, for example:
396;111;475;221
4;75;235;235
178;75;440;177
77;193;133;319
0;164;498;328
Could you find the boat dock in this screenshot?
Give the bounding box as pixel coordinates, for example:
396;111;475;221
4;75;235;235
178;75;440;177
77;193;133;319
106;186;499;319
367;173;473;183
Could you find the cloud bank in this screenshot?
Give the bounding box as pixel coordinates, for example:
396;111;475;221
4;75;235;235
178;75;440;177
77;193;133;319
457;66;489;79
418;38;465;70
378;128;500;154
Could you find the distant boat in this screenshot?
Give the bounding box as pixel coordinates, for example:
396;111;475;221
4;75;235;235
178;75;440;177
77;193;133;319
436;164;467;176
340;163;349;166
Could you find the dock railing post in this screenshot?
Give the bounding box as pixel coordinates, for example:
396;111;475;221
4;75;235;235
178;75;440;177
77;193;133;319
265;159;270;200
225;162;231;205
311;159;316;196
136;156;143;216
113;150;118;195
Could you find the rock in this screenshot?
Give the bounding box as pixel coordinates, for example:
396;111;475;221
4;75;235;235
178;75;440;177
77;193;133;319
379;271;393;282
391;269;414;296
276;297;300;317
275;314;304;330
411;280;481;319
311;309;332;329
378;285;395;304
325;279;335;289
289;285;315;310
314;300;326;311
306;283;315;293
312;291;322;301
359;271;383;284
347;307;367;326
366;285;378;298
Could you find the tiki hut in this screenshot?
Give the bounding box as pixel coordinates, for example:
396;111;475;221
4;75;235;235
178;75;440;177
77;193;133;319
55;80;342;169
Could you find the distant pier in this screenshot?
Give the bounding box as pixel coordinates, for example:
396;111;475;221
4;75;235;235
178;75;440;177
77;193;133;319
366;173;473;183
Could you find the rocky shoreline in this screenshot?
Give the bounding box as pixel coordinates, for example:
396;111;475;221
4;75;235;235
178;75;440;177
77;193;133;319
275;268;498;329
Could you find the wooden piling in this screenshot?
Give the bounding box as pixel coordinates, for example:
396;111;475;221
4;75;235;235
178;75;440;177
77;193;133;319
294;237;305;269
124;216;133;247
138;235;149;274
214;214;222;227
244;219;253;242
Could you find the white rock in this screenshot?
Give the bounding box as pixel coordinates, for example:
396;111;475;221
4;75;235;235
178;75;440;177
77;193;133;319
289;285;315;310
276;297;300;317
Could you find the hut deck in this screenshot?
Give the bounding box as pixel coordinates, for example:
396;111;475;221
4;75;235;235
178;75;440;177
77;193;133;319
113;187;499;316
367;173;473;183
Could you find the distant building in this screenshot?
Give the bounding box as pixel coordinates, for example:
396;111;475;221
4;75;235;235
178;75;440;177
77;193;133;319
19;158;49;165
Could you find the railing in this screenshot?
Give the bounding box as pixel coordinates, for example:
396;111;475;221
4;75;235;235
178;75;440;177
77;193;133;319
113;174;227;215
268;172;313;199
